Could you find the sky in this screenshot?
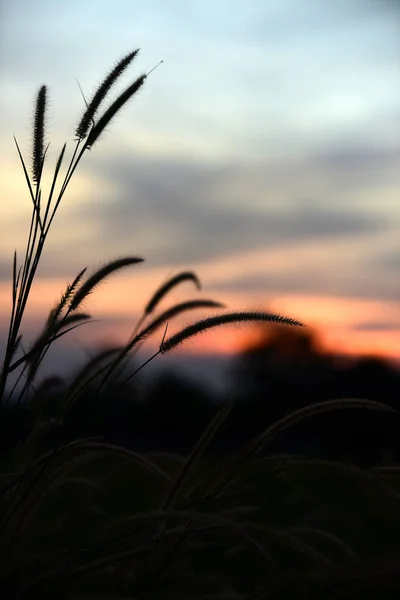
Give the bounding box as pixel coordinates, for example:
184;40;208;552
0;0;399;366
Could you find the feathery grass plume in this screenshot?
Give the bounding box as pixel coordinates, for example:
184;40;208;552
129;270;203;344
69;256;143;311
25;266;89;354
52;267;87;319
75;49;139;140
32;267;88;347
32;85;47;184
145;271;201;315
81;289;217;392
160;311;303;353
86;74;147;148
248;524;330;565
205;399;399;501
284;526;358;560
161;402;233;511
244;397;398;458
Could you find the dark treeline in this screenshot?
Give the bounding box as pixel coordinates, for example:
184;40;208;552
2;324;400;465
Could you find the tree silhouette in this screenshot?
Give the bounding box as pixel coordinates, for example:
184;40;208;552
228;324;400;464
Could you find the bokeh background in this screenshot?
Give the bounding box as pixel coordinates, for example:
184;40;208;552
1;0;399;387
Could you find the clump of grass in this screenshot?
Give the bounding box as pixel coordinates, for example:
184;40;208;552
1;50;399;600
1;47;298;407
0;51;149;403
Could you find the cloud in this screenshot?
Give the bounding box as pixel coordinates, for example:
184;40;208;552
1;139;397;283
70;151;389;265
350;321;400;332
0;258;13;281
375;249;400;272
313;144;400;181
212;268;400;303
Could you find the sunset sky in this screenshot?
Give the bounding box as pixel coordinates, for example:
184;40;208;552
0;0;399;366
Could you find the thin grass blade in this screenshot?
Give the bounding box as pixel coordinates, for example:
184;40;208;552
244;398;398;457
13;136;35;204
43;142;67;230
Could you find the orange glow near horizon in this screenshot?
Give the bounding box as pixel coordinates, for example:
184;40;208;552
1;275;399;365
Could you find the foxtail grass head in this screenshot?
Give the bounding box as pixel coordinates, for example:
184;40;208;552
32;85;47;184
75;49;140;140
